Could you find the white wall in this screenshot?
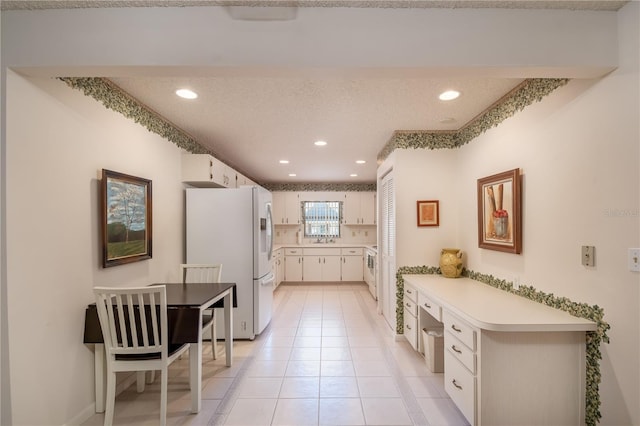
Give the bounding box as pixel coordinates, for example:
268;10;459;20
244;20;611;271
387;4;639;423
5;72;185;425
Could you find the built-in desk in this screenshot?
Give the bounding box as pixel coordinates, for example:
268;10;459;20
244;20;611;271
403;274;596;426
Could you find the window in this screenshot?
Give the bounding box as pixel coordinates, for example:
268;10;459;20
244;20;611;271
302;201;341;238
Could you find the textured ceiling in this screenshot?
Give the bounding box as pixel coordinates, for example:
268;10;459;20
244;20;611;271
0;0;629;11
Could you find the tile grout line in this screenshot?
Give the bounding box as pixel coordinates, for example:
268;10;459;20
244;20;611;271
207;286;295;426
352;287;429;426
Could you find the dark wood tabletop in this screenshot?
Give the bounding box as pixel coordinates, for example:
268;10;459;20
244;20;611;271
83;282;237;344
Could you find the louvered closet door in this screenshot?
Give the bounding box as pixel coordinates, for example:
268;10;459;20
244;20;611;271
380;171;396;331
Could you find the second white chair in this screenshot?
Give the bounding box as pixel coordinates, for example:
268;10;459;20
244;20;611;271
180;263;223;359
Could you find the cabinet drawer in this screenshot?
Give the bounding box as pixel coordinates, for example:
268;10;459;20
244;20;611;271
444;350;476;425
404;285;418;304
445;331;476;374
443;311;476;351
403;296;418;317
404;311;418;350
285;248;303;255
418;293;442;322
341;247;363;255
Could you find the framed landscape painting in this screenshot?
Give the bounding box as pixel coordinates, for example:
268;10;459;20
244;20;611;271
477;168;522;254
101;169;152;267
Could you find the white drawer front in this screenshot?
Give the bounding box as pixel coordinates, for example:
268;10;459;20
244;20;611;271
403;296;418;317
443;311;476;351
304;247;341;256
341;247;364;255
284;248;302;255
445;331;476;374
444;350;476;425
404;311;418;350
418;293;442;322
404;285;418;304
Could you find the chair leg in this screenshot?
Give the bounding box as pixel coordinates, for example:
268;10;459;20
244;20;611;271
104;370;116;426
147;370;156;384
136;371;146;393
160;367;168;426
211;315;217;360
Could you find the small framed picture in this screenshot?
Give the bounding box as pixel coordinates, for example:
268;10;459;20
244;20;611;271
101;169;153;267
477;168;522;253
417;200;439;227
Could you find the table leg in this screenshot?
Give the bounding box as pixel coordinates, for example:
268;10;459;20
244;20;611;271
94;343;106;413
189;318;203;413
224;289;233;367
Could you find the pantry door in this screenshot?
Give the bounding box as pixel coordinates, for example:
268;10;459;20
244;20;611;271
379;171;396;331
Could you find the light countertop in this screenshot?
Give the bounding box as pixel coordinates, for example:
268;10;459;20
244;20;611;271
403;274;596;333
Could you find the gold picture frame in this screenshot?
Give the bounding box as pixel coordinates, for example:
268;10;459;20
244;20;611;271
477;169;522;253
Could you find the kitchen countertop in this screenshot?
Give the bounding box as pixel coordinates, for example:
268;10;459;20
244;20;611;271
274;243;377;252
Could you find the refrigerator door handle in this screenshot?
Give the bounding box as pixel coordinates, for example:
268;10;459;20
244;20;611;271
260;272;275;286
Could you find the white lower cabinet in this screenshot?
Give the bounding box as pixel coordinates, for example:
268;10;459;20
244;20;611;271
284;248;303;281
403;284;419;351
402;274;596;426
341;247;363;281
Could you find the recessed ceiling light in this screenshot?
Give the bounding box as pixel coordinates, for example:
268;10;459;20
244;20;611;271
314;140;327;146
356;160;366;164
439;90;460;101
279;160;290;164
288;173;297;177
439;117;457;124
175;89;198;99
350;174;358;177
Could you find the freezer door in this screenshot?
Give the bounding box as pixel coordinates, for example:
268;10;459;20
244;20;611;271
254;272;274;335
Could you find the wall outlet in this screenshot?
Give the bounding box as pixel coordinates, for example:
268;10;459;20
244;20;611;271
241;321;247;331
512;276;520;290
582;246;595;267
629;248;640;272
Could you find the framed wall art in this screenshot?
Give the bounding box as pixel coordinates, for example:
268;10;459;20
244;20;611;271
101;169;152;267
417;200;439;227
477;168;522;253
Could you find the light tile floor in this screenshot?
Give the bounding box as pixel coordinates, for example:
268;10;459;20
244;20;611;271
82;283;469;426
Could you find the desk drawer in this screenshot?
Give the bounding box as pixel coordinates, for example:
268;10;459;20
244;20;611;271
404;285;418;304
445;331;476;374
444;350;476;424
404;310;418;350
443;311;476;351
418;293;442;322
403;296;418;317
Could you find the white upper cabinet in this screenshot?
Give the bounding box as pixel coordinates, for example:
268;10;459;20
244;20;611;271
273;192;301;225
181;154;235;188
343;192;376;225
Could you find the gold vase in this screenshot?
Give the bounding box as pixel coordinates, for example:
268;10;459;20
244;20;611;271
440;248;463;278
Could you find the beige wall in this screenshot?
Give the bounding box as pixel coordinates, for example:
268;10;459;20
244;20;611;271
5;73;185;425
386;4;639;423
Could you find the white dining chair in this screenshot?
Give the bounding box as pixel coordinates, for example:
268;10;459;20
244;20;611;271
93;285;191;426
180;263;223;359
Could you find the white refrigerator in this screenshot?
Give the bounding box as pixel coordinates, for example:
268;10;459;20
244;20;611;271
186;186;274;340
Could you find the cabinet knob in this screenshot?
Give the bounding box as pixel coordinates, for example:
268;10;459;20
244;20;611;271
451;324;462;333
452;379;463;390
424;303;431;309
451;345;462;354
406;324;412;330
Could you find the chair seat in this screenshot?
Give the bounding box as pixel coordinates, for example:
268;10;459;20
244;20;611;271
115;343;190;361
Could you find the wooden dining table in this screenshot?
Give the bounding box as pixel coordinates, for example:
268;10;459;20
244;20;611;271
83;282;237;414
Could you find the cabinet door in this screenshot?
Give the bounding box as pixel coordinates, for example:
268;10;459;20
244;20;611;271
285;256;303;281
303;255;322;281
272;192;286;224
361;192;376;225
342;192;360;225
341;256;363;281
323;256;342;281
284;193;301;224
181;154;214;183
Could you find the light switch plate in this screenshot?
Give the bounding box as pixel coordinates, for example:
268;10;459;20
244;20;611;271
582;246;595;267
629;248;640;272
